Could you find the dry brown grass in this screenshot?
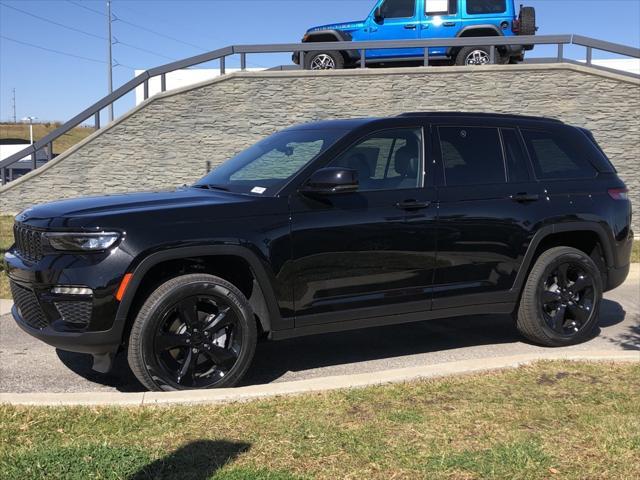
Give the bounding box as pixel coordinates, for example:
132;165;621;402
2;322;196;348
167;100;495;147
0;122;94;155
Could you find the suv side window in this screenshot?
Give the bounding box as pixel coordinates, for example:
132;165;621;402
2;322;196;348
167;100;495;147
466;0;507;15
329;128;423;191
380;0;416;18
501;129;530;183
425;0;458;15
521;129;598;180
438;126;506;186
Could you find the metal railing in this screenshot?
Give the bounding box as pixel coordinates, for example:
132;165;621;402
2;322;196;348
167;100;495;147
1;34;638;185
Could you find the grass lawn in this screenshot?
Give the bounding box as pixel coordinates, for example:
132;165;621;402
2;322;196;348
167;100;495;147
0;122;94;155
0;216;12;298
1;361;639;479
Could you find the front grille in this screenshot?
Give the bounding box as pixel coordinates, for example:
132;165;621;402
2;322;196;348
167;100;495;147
10;281;48;329
13;224;44;262
55;301;92;327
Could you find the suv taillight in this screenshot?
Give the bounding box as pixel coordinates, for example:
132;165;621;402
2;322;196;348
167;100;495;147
608;188;629;200
512;19;521;33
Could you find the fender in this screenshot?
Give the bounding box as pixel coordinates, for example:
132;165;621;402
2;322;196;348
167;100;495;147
446;25;504;56
114;245;288;339
510;222;616;294
298;30;359;63
303;30;353;43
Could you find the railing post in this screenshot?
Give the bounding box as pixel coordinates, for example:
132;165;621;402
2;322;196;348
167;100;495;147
143;79;149;100
299;51;305;69
586;46;593;65
490;45;496;64
31;151;36;171
220;56;226;75
161;73;167;92
424;47;429;66
240;53;247;71
360;49;366;68
1;167;6;186
557;43;564;62
94;112;100;131
48;142;53;162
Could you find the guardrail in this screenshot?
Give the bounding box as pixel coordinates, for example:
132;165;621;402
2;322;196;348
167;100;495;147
1;34;639;185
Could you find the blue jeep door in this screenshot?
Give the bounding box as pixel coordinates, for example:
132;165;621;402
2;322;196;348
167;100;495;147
421;0;460;57
368;0;422;59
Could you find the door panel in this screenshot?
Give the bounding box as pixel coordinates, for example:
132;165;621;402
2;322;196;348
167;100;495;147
421;0;460;56
289;127;437;326
368;0;422;58
432;123;542;309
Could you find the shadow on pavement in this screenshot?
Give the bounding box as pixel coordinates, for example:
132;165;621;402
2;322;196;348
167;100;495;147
56;349;144;392
55;299;629;391
128;439;250;480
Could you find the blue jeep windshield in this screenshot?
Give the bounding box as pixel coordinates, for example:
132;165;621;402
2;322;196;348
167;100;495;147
195;128;346;196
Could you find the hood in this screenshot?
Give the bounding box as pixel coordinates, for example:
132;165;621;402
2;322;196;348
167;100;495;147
307;20;365;34
15;187;255;229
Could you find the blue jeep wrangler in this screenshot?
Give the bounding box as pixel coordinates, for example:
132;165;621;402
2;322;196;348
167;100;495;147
294;0;536;69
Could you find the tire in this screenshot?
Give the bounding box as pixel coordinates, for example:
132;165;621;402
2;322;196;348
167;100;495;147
304;51;345;70
519;7;536;36
517;247;603;347
127;274;257;391
455;46;498;66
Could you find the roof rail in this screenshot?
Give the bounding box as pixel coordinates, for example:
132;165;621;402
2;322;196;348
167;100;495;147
397;112;564;123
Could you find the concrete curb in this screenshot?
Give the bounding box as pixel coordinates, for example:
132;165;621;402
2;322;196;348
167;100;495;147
1;350;637;407
0;299;13;316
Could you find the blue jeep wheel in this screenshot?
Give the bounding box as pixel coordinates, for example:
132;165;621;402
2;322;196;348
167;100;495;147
455;46;502;66
305;51;345;70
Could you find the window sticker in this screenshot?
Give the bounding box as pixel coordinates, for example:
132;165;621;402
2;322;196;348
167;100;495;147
251;186;267;194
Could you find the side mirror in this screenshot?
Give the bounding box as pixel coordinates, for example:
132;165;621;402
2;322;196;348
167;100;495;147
374;6;384;23
301;167;359;195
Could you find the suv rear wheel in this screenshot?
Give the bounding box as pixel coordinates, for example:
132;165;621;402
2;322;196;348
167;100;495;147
455;46;502;66
305;51;345;70
127;274;257;391
517;247;602;347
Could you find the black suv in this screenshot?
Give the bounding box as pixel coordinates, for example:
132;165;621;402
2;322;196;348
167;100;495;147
5;113;633;391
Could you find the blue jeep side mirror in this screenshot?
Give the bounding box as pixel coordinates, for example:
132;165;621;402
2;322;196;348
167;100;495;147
374;6;384;23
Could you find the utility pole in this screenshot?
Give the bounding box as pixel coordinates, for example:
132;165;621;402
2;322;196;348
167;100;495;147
107;0;114;122
12;88;16;123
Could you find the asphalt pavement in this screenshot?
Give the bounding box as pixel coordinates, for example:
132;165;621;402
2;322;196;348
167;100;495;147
1;266;638;394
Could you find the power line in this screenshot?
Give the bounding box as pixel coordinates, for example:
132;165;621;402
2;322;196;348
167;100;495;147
0;35;106;64
114;37;177;61
66;0;105;17
0;2;106;40
0;34;134;70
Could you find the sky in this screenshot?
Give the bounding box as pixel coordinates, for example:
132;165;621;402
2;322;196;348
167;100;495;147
1;0;639;122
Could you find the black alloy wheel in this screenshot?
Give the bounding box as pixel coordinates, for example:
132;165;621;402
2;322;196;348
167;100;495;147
128;274;257;391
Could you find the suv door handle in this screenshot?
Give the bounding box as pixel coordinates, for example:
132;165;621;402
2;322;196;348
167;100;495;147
443;22;456;27
404;24;417;30
395;200;431;210
510;193;540;203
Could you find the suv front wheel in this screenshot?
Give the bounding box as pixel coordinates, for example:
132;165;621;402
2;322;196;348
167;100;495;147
127;274;257;391
517;247;603;347
305;50;345;70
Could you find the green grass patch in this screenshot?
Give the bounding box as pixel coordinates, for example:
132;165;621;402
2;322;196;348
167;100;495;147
1;215;13;298
1;361;638;479
632;240;640;263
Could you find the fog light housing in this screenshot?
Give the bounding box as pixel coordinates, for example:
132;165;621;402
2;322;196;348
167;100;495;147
51;287;93;296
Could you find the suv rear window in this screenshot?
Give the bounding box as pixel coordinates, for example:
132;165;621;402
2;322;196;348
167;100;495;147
521;129;598;180
438;126;506;186
466;0;507;14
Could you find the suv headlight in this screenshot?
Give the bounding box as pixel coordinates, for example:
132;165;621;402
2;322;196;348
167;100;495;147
46;232;121;252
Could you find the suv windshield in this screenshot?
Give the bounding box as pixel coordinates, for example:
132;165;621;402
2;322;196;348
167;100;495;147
195;128;346;196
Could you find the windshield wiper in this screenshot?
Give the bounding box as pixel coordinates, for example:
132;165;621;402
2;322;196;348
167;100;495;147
193;184;230;192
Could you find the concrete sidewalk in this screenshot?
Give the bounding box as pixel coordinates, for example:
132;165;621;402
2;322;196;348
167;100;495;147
1;350;637;407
